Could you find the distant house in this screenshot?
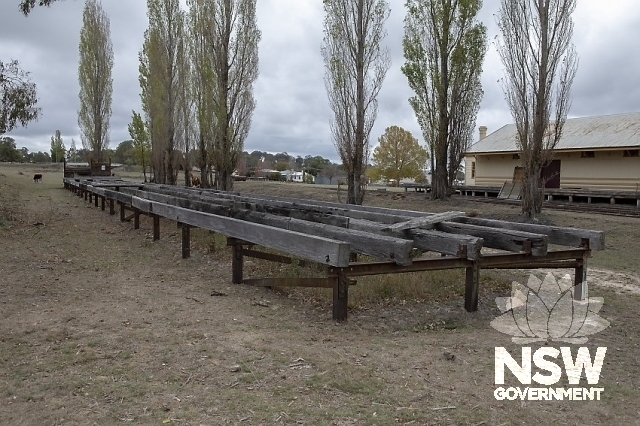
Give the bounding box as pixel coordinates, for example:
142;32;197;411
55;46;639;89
465;112;640;190
280;170;314;183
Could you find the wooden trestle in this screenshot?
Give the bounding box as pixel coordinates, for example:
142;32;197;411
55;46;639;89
63;178;604;321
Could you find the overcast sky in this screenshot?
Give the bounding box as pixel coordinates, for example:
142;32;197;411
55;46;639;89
2;0;639;162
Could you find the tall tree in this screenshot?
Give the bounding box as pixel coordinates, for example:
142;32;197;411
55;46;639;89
67;138;79;162
175;12;193;187
322;0;391;205
372;125;428;183
188;0;216;187
128;110;151;182
210;0;261;191
139;0;185;185
50;129;66;162
77;0;113;162
402;0;487;199
0;60;41;135
497;0;578;218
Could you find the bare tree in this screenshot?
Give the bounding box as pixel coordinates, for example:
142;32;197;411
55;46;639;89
210;0;261;191
322;0;390;205
497;0;578;217
139;0;185;185
77;0;113;163
402;0;487;199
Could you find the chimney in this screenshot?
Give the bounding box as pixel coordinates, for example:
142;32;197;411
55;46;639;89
479;126;488;141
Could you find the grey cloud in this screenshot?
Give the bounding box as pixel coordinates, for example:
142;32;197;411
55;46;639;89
2;0;639;160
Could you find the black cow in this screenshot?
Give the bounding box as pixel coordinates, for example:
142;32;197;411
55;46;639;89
33;173;42;183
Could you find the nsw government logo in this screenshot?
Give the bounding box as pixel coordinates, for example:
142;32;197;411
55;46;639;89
490;273;609;401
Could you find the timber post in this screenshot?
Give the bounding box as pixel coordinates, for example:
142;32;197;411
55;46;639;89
89;192;93;203
465;262;480;312
134;209;140;229
153;214;160;241
119;202;126;222
84;190;88;201
101;196;105;211
332;268;349;321
229;238;244;284
181;223;190;259
94;193;98;207
574;239;590;301
109;199;115;215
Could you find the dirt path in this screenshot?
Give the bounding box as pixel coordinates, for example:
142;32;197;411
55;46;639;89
1;165;639;425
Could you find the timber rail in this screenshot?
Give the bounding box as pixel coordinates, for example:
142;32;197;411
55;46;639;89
63;177;605;321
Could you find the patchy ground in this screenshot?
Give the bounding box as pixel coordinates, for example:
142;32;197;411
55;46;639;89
1;164;639;425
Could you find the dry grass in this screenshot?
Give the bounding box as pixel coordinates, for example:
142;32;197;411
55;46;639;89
2;165;639;425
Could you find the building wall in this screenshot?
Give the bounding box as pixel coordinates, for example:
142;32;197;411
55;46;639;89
556;151;640;190
466;149;640;190
472;154;521;186
464;156;475;186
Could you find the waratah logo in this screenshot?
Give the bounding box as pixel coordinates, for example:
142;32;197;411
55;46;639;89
491;273;609;344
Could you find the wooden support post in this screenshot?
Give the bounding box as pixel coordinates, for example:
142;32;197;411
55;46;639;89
94;193;98;207
465;263;479;312
101;196;105;211
568;195;573;203
89;192;93;203
153;215;160;241
181;223;190;259
637;199;640;208
84;190;88;201
610;197;615;205
332;269;349;321
134;210;140;229
120;202;126;222
231;238;243;284
588;197;592;204
574;257;587;301
109;199;115;215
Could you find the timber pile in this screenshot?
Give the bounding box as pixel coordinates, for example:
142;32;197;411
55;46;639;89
62;178;605;320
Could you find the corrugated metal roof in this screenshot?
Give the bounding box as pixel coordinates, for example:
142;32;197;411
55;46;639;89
467;112;640;154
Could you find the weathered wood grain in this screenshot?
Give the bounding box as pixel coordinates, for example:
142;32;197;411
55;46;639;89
453;217;605;250
130;196;351;267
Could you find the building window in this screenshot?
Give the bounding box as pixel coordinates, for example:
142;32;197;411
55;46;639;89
471;162;476;178
512;153;520;160
623;149;639;157
581;151;595;158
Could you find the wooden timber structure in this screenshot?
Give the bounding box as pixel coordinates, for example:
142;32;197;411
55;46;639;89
63;177;605;321
63;158;113;178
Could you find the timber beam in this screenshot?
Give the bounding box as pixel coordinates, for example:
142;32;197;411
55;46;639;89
131;197;351;267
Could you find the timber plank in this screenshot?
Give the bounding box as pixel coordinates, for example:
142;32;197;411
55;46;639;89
454;217;605;250
435;221;548;256
130;196;351;267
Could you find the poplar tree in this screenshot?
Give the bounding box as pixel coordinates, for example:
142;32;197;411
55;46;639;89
402;0;487;199
497;0;578;217
77;0;113;162
322;0;391;205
